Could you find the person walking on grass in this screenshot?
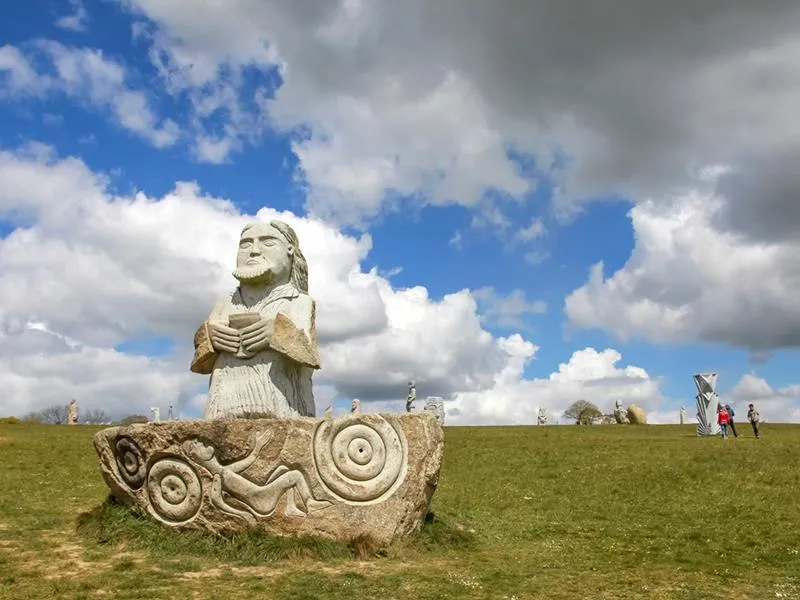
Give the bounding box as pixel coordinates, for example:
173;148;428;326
747;403;761;439
725;404;739;438
717;405;730;439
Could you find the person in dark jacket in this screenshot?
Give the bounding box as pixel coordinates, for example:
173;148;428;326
725;404;739;438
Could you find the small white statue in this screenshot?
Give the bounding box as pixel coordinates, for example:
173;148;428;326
537;407;548;425
680;405;687;425
150;407;161;423
190;221;321;420
406;381;416;413
351;399;361;414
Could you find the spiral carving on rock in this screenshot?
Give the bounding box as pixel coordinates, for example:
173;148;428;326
312;416;407;504
146;458;202;524
114;436;146;489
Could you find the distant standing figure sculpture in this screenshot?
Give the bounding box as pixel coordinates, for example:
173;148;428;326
191;221;321;419
537;407;548;425
613;399;629;424
680;405;687;425
351;399;361;414
406;381;416;413
67;399;78;425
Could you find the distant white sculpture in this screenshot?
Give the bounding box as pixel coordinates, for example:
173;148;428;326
694;373;721;436
680;405;687;425
67;399;78;425
167;404;175;420
351;399;361;414
537;407;548;425
406;381;416;412
424;397;445;425
613;399;630;424
150;407;161;423
190;220;321;420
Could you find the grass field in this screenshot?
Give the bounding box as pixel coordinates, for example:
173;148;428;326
0;421;798;600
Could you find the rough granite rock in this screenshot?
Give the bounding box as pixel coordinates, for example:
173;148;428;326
627;405;647;425
94;412;443;545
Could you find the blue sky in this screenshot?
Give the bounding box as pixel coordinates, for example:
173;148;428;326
1;0;799;423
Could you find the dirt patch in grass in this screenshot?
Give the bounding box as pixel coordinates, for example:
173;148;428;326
177;558;450;581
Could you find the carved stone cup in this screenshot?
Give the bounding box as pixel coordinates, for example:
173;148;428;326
228;312;260;359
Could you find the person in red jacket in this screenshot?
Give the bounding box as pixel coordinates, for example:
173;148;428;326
717;405;730;439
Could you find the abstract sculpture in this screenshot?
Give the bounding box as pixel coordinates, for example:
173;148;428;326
694;373;721;436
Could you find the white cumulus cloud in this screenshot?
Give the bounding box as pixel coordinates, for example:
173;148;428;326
564;179;800;351
0;144;671;424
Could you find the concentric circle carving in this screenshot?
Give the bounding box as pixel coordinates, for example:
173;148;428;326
312;416;407;504
114;436;146;489
146;458;202;523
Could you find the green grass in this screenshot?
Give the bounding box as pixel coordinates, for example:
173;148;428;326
0;422;798;599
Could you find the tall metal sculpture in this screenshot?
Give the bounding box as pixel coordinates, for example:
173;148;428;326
694;373;721;436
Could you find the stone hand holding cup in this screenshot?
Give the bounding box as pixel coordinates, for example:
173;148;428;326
208;320;241;355
239;317;275;357
227;313;262;358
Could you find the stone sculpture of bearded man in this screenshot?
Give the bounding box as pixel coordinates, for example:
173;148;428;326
191;221;320;419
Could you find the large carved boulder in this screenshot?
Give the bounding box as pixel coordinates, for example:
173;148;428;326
627;404;647;425
93;413;443;545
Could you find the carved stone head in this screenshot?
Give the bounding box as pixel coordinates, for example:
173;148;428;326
233;220;309;292
181;439;215;461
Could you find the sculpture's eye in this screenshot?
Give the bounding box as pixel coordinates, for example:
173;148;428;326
239;240;252;248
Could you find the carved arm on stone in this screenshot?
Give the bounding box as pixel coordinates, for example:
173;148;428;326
190;320;241;374
225;430;272;474
190;322;216;374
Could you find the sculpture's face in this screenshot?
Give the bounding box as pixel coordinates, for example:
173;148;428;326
234;223;293;286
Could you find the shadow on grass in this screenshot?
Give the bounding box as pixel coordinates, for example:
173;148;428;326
76;497;475;565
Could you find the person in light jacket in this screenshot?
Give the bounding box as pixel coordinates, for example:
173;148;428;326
747;403;761;439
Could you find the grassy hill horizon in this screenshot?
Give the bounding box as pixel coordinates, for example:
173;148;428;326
0;421;798;599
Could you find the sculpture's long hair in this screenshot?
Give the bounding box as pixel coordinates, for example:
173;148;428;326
240;220;309;293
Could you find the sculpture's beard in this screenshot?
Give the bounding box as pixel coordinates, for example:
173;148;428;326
233;263;273;284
